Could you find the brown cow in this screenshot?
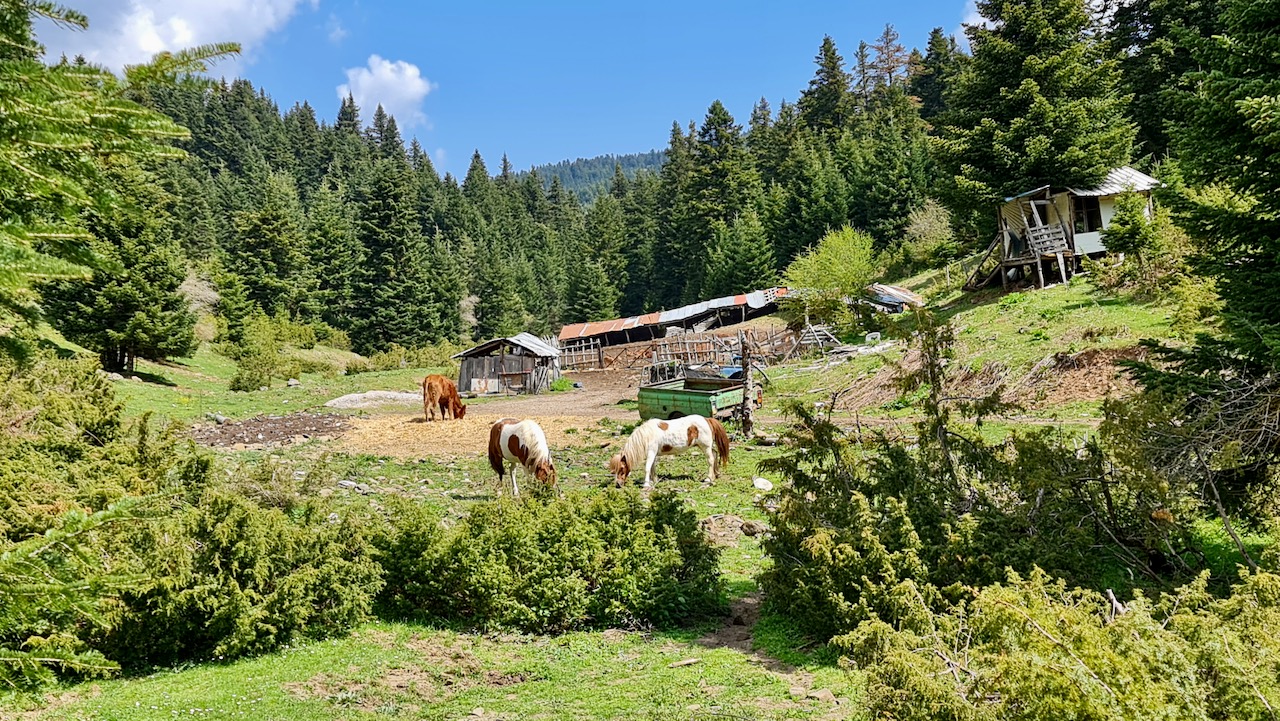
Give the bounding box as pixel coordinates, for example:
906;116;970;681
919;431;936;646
422;374;467;421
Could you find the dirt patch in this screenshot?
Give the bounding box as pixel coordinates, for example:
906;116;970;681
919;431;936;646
1016;346;1145;409
835;345;1145;414
700;514;746;547
324;390;422;409
191;412;349;449
336;413;618;460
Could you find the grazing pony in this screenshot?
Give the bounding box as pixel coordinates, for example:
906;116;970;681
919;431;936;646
422;374;466;422
609;415;729;488
487;418;556;497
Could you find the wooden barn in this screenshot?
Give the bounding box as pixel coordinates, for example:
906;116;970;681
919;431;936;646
967;166;1162;290
454;332;560;395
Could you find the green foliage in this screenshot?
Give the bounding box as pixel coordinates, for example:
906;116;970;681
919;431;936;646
936;0;1134;237
1165;0;1280;368
101;487;382;668
703;208;777;297
344;342;463;375
374;491;725;632
0;502;139;691
849;567;1280;720
780;226;878;329
38;162;197;373
1102;192;1160;260
226;314;283;391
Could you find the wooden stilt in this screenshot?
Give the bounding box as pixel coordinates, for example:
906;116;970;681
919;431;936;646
1055;252;1068;284
1036;257;1046;289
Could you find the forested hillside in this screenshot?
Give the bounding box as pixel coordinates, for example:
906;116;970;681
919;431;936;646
31;24;947;361
529;150;665;202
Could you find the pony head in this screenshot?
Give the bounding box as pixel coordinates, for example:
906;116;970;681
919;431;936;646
608;453;630;487
534;459;556;487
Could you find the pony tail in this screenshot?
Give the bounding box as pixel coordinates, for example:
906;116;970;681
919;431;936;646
707;417;730;464
487;422;506;476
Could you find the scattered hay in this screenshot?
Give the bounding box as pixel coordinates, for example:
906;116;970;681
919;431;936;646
336;413;615;460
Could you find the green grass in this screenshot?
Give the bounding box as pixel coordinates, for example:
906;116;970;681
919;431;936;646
21;618;861;721
113;344;448;423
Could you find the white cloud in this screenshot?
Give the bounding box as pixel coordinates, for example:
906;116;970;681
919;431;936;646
337;55;435;128
326;13;347;44
35;0;312;72
955;0;994;51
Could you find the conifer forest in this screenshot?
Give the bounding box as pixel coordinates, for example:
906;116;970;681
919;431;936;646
3;0;1280;718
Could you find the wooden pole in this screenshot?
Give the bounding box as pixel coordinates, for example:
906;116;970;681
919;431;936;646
738;330;755;438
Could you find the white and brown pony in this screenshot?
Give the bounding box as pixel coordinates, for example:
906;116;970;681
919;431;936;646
609;415;730;488
487;418;556;497
422;374;466;422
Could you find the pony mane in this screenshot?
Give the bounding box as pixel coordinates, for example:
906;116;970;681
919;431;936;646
619;420;662;469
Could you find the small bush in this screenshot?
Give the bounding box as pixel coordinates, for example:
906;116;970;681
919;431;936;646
100;488;382;668
374;490;724;631
550;376;574;392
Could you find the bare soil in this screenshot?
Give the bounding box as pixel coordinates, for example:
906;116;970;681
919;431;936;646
190;411;350;449
335;412;622;460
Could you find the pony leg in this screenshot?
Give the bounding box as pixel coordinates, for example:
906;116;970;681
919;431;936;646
510;468;520;497
643;452;658;488
704;441;718;483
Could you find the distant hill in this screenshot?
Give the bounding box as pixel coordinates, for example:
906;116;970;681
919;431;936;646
529;150;666;203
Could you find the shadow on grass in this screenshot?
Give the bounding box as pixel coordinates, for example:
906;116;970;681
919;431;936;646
128;369;178;386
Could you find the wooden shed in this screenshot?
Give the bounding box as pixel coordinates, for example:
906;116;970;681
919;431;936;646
967;166;1161;290
454;332;561;395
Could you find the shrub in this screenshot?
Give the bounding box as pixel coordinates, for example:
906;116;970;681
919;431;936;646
99;488;382;668
374;490;724;631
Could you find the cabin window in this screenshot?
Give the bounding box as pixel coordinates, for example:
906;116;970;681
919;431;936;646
1074;197;1103;233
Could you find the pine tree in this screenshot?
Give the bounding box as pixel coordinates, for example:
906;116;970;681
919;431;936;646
909;28;968;125
936;0;1134;231
349;156;438;351
228;171;308;317
687;101;763;302
1108;0;1219;158
854;85;931;246
565;260;619;323
869;24;910;88
0;3;235;356
798;36;855;135
1167;0;1280;366
39;164;196;372
704;209;777;297
652;122;699;308
305;175;364;331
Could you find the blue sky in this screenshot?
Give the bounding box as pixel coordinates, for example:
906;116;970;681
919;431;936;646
42;0;978;176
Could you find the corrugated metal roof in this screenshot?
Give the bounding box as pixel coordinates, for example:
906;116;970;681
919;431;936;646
558;287;790;341
1067;166;1161;197
454;332;560;359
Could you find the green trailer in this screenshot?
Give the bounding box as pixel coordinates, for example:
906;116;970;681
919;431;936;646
637;376;761;421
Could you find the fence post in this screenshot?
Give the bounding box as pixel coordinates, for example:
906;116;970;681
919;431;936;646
738;330;755;437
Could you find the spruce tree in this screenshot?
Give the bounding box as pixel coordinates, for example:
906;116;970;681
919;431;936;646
565;260;619;323
349;156;438;351
0;2;234;355
39;164;196;372
687;101;762;302
910;28;968;125
228;171;308;317
305;175;364;331
936;0;1134;231
704;209;777;297
1167;0;1280;367
798;36;855;135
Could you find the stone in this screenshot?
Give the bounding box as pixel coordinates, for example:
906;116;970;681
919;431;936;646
807;688;837;703
355;483;371;494
667;658;701;668
752;477;774;492
258;386;268;392
469;708;484;717
106;372;124;381
337;480;357;489
129;376;141;382
286;378;300;387
741;520;769;537
789;686;807;699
